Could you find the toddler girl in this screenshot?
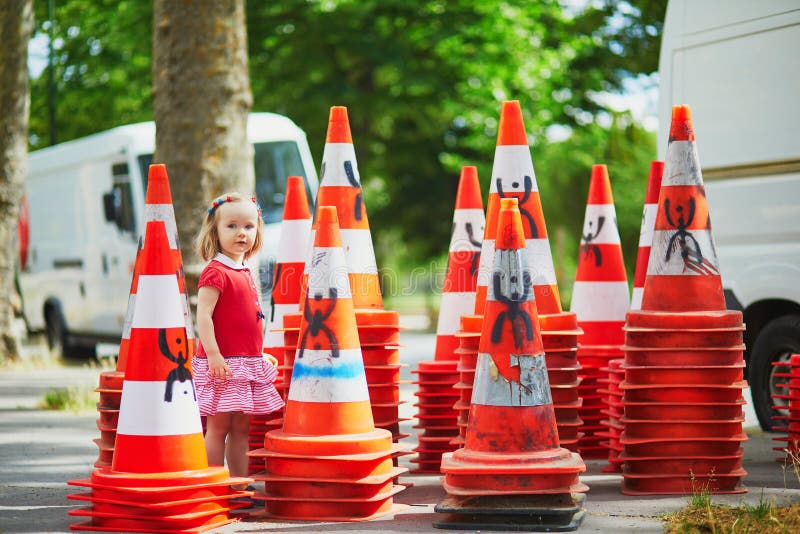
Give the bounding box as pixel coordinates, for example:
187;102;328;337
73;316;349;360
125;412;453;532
193;192;283;493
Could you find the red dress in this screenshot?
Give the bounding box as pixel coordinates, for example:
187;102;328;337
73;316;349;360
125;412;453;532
192;254;284;416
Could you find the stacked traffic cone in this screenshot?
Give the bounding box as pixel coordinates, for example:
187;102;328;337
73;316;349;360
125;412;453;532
411;166;484;473
68;221;249;532
452;101;582;451
282;107;406;447
620;105;747;495
631;161;664;310
249;207;407;521
94;164;193;468
436;198;587;531
570;164;629;458
597;358;624;472
249;176;312;474
771;354;800;462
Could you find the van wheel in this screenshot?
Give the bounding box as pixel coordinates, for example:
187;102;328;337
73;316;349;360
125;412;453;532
750;315;800;431
44;306;69;359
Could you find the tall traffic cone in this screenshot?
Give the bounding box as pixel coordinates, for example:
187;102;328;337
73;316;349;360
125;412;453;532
411;165;484;473
631;161;664;310
771;354;800;462
620;105;746;495
68;221;249;532
437;198;587;531
249;206;407;521
94;164;194;468
452;101;581;450
284;106;406;445
249;176;312;473
570;164;629;458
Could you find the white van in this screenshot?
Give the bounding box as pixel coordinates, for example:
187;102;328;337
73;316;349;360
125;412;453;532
19;113;318;356
658;0;800;429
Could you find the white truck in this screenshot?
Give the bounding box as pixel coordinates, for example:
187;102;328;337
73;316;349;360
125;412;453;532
658;0;800;429
19;112;318;357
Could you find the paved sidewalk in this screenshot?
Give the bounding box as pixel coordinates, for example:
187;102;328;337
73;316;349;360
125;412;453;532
1;345;799;533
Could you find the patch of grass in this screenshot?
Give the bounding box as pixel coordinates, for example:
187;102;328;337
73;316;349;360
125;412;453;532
38;385;96;413
744;490;774;521
664;502;800;533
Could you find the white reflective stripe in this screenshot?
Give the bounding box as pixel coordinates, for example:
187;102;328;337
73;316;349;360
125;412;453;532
306;247;352;298
630;287;644;310
131;275;185;328
117;380;202;435
288;348;370;403
486;248;533;303
450;209;485;252
570;281;630;321
303;229;317;275
320;143;361;187
121;294;136;339
436;292;476;335
638;203;657;246
664;141;703;186
143;205;179;250
471;353;551;407
647;229;721;276
182;296;195;339
489;146;538;194
525;238;558;287
476;238;496;291
263;303;299;349
580;205;620;245
278;219;312;263
340;229;378;274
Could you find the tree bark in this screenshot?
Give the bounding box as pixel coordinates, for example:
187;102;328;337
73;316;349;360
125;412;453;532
152;0;254;273
0;0;33;361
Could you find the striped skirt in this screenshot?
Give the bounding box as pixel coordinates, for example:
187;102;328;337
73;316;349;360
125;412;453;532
192;355;284;416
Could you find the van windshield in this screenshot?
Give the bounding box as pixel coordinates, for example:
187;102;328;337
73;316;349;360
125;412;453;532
137;141;310;224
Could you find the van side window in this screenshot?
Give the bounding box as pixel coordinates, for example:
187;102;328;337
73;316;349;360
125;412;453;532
254;141;310;224
106;162;136;235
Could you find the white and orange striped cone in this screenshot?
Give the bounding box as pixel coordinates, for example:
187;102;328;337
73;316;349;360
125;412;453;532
249;207;407;521
249;176;312;473
437;198;587;531
284;106;406;444
68;221;249;533
94;164;193;468
570;164;629;458
620;105;747;495
452;101;581;450
411;165;484;473
630;161;664;310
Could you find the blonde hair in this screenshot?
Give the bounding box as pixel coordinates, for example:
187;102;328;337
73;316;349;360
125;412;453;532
195;192;263;261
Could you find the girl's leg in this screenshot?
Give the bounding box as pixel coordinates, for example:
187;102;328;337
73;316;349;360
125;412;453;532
204;412;232;467
226;412;252;489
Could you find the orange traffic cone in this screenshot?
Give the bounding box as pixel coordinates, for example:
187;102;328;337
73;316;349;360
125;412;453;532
68;221;249;533
94;164;193;468
631;161;664;310
437;198;587;531
315;106;382;309
249;206;406;521
570;164;629;458
771;354;800;462
452;101;581;450
621;105;747;495
283;106;405;444
411;165;484;473
249;176;312;474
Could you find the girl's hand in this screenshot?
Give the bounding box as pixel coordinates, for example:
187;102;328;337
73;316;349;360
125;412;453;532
208;354;232;379
264;354;279;367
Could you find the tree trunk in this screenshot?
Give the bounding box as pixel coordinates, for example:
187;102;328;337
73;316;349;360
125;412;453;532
0;0;33;362
152;0;253;275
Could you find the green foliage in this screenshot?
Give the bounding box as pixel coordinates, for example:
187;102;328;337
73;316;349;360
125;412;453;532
38;385;96;412
29;0;152;148
28;0;666;281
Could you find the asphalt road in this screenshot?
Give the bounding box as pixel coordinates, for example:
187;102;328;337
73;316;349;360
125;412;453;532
1;332;798;533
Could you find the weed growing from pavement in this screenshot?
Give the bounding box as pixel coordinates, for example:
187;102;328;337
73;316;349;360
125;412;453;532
38;385;97;413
